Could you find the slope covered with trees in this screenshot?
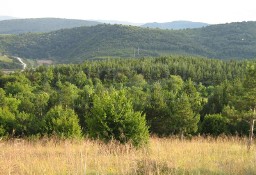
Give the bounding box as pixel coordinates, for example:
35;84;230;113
0;21;256;62
0;56;254;145
0;18;101;34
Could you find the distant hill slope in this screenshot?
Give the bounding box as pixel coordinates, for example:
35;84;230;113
97;20;143;26
0;18;101;34
0;16;17;21
142;21;209;29
0;21;256;62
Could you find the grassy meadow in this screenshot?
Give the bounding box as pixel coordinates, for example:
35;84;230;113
0;137;255;175
0;55;13;63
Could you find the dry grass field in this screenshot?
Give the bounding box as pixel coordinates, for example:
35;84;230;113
0;137;255;175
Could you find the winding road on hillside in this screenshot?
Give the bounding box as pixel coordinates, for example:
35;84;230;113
16;57;27;70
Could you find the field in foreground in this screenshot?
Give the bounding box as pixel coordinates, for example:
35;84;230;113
0;137;255;175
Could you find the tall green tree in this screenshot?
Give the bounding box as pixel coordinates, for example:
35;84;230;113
58;82;79;109
171;93;200;137
145;82;169;135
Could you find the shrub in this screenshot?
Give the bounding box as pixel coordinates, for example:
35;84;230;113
86;89;149;146
43;106;82;138
201;114;228;136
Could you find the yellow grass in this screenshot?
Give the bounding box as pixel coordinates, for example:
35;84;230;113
0;137;255;175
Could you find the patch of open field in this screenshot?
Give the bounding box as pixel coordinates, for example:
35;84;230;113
0;137;255;174
0;55;13;63
37;59;53;65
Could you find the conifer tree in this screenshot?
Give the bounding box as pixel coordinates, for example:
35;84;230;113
172;93;199;138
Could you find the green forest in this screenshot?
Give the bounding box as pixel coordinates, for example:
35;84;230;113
1;21;256;63
1;56;256;146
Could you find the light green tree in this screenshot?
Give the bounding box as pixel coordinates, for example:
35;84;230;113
86;89;149;146
44;106;82;138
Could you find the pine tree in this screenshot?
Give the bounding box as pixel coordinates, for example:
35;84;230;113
172;93;199;138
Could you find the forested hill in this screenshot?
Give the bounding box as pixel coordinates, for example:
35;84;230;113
0;18;101;34
0;21;256;62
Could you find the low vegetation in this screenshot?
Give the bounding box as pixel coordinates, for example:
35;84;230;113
0;137;254;175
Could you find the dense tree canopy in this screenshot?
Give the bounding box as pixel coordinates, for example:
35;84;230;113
0;56;255;145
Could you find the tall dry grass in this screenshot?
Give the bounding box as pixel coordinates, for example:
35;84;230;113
0;136;255;175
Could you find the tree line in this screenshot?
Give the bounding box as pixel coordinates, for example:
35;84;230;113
0;56;255;146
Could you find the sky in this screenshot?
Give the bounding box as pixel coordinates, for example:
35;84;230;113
0;0;255;24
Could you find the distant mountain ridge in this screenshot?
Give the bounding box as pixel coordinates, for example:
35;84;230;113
0;18;101;34
97;20;143;26
0;21;256;62
142;20;209;29
0;16;17;21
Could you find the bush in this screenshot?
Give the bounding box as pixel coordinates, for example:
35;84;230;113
0;107;16;136
43;106;82;138
86;89;149;147
201;114;228;136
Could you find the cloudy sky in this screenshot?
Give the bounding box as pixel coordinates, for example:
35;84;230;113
0;0;255;24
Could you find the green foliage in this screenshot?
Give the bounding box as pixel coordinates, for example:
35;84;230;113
0;107;16;136
0;56;255;140
86;89;149;146
171;93;200;135
201;114;228;136
241;65;256;112
145;82;170;135
43;106;82;138
222;106;248;135
58;82;79;108
14;112;36;136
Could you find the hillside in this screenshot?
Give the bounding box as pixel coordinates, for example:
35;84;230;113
0;18;101;34
0;54;23;70
142;20;209;29
0;21;256;62
0;16;17;21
